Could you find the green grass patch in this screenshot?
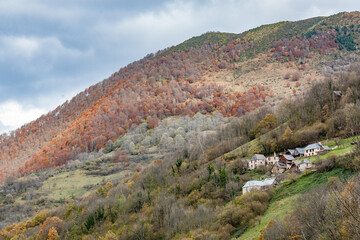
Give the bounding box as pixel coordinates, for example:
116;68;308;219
323;135;359;148
238;168;353;240
224;138;261;160
318;145;355;159
273;168;353;202
38;169;130;200
237;195;298;240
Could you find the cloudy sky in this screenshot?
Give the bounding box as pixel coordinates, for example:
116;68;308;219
0;0;359;133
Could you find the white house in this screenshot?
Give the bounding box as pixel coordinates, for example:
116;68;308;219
304;143;324;157
242;178;277;194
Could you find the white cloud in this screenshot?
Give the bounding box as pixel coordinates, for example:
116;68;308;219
0;0;87;24
0;100;46;133
0;35;94;76
0;0;360;134
0;35;92;60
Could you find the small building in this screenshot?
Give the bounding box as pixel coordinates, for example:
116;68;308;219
296;148;305;157
286;149;299;158
252;154;266;162
247;154;266;170
242;178;277;194
271;162;287;174
266;152;279;166
304;143;324;157
246;159;255;170
291;159;312;172
279;154;295;169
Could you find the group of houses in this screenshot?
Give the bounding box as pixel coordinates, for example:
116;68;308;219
245;142;332;174
242;142;332;194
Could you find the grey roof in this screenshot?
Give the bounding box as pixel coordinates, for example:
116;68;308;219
282;154;295;161
323;145;331;151
287;149;298;156
294;159;312;167
302;159;312;164
251;154;266;161
243;178;276;188
304;143;323;151
294;161;302;166
296;148;305;155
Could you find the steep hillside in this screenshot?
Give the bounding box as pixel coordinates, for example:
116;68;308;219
1;59;360;239
1;11;360;184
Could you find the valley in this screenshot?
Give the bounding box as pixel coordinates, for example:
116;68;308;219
1;11;360;240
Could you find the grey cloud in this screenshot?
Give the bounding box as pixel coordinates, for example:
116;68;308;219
0;0;360;133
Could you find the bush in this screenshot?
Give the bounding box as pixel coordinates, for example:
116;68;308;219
84;214;95;231
291;72;301;81
37;217;65;240
315;156;336;172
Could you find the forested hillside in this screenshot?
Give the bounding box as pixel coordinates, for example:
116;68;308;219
1;12;360;183
1;11;360;240
1;56;360;240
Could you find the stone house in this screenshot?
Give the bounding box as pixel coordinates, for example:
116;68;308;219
266;152;279;166
271;162;287;174
247;154;266;170
290;159;313;172
304;143;324;157
279;154;295;169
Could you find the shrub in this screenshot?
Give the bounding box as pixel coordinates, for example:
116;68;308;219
33;212;47;226
291;72;300;81
84;214;95;231
37;217;65;240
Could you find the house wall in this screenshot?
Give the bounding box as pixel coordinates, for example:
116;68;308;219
289;165;299;173
304;148;321;157
248;162;255;170
243;185;261;194
272;165;286;174
242;185;273;194
299;163;312;172
266;157;279;165
248;159;266;170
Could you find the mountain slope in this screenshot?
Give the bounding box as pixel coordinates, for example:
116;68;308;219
1;11;360;183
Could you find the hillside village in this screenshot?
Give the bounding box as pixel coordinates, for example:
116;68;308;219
243;142;335;193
